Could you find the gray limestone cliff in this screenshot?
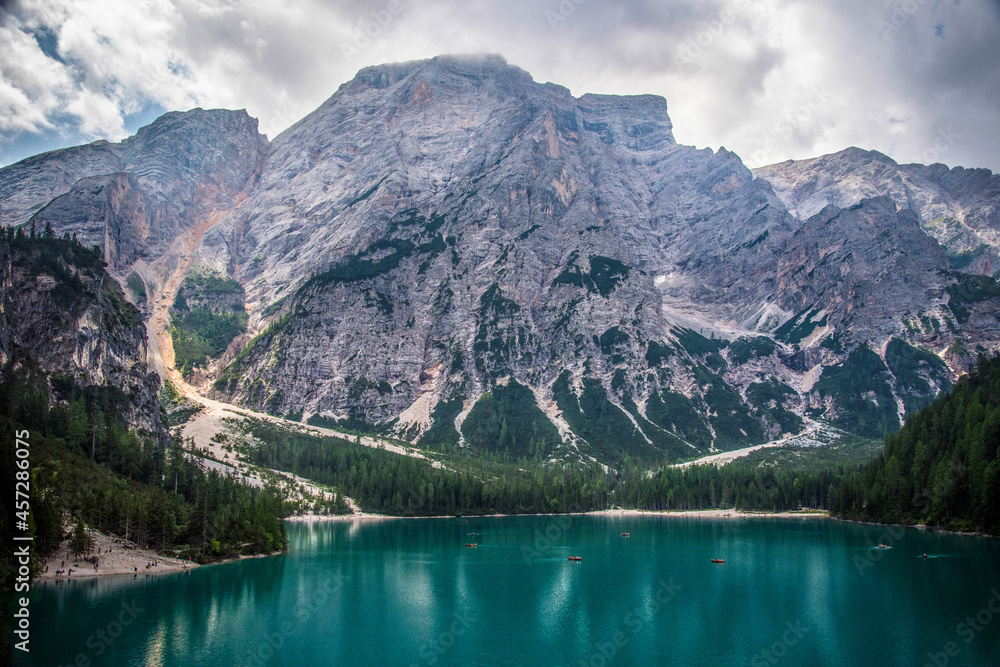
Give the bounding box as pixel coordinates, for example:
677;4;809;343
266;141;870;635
2;55;998;466
0;234;167;439
754;148;1000;276
0;109;269;272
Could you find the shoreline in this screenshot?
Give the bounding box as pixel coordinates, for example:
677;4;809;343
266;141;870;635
37;510;992;584
284;508;832;522
208;550;287;566
284;508;997;539
830;515;998;539
285;508;994;539
586;508;829;519
36;527;291;581
36;529;198;581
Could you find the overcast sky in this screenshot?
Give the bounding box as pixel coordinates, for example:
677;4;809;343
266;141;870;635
1;0;999;171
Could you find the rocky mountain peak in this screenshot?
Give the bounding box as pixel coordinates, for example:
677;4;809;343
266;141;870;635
755;146;1000;276
347;53;522;89
2;57;999;468
120;107;268;199
329;53;533;110
314;54;675;148
0;106;269;271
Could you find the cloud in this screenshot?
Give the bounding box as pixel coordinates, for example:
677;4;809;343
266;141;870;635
0;0;998;172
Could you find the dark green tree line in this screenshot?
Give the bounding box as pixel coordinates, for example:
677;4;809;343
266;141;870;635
830;354;1000;534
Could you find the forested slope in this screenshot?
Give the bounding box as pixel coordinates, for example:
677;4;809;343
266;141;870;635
0;233;288;581
830;354;1000;534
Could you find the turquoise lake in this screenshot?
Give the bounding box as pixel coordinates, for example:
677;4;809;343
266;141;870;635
20;516;1000;666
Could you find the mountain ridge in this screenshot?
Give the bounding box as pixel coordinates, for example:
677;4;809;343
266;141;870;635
1;55;998;468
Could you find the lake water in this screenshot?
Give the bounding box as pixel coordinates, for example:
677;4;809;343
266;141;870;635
21;516;1000;666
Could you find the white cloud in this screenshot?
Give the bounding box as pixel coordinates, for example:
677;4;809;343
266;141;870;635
1;0;998;171
0;15;73;134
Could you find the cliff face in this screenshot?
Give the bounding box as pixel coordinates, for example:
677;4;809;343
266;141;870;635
774;197;949;341
0;234;167;439
0;109;269;272
2;55;999;465
754;148;1000;276
209;56;799;449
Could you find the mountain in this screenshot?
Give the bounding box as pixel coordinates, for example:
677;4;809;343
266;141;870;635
754;147;1000;276
0;230;166;439
0;231;288;567
1;54;998;468
0;108;268;274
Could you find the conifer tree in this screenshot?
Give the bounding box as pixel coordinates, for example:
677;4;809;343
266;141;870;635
70;517;92;560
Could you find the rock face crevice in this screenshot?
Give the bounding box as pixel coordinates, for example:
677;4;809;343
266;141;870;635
2;55;998;463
